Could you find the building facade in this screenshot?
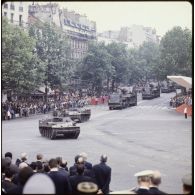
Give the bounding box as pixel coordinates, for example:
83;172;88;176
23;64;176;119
98;24;160;48
2;1;30;27
28;3;96;59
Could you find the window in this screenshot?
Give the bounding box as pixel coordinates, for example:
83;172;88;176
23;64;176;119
3;3;8;9
4;12;7;17
19;6;23;12
11;13;14;23
19;15;22;26
10;3;15;10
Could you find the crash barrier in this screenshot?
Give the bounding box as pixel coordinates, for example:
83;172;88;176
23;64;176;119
89;96;109;105
176;103;192;116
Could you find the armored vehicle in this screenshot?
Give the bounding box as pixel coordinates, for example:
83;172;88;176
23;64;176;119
53;107;91;123
142;83;160;99
39;117;80;139
161;81;175;93
108;86;137;110
66;108;91;122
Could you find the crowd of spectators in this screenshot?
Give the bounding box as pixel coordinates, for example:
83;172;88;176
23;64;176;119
169;95;192;108
1;94;92;121
2;152;192;194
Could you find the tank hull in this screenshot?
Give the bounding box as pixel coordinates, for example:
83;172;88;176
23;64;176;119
39;118;80;139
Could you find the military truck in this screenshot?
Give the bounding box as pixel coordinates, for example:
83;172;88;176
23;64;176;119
53;107;91;123
161;81;175;93
142;83;160;99
108;86;137;110
39;117;80;139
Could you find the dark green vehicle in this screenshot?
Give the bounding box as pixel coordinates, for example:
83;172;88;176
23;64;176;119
53;107;91;123
108;87;137;110
142;83;160;99
39;117;80;139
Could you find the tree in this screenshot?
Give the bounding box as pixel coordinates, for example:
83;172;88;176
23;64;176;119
159;26;192;77
2;17;45;96
106;42;130;90
29;21;72;101
79;41;112;95
136;41;160;81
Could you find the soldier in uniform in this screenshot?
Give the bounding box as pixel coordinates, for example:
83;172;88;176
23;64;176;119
133;170;154;194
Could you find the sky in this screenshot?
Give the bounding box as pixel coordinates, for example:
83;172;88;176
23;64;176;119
52;1;192;37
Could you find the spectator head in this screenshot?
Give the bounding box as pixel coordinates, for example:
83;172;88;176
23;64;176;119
74;154;81;163
18;166;33;186
150;170;162;186
56;156;62;165
134;170;154;188
36;153;43;161
4;157;12;168
77;164;85;175
5;152;12;159
77;182;98;194
5;165;17;179
61;160;68;168
23;173;55;194
100;154;107;163
21;152;28;161
30;162;37;171
36;161;43;172
19;162;28;170
43;162;50;173
77;156;84;164
80;152;88;161
48;158;58;169
182;174;192;194
9;164;19;175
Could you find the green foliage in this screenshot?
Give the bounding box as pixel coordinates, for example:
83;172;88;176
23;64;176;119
29;22;72;91
2;17;45;94
160;26;192;77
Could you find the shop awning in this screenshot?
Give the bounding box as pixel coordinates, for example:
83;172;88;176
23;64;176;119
167;76;192;89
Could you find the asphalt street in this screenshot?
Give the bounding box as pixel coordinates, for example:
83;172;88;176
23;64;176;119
2;92;192;194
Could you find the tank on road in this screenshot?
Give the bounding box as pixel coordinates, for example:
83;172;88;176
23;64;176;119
142;82;160;99
39;117;80;139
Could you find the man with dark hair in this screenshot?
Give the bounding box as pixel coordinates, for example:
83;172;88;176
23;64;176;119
182;174;192;194
48;158;72;194
92;154;111;194
5;152;12;160
7;166;34;194
70;164;97;194
2;167;17;193
69;155;81;176
149;170;167;194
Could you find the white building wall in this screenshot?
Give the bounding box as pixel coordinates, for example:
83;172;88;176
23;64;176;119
2;1;30;27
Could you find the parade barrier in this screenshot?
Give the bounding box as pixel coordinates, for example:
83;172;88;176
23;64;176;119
89;96;109;105
176;103;192;116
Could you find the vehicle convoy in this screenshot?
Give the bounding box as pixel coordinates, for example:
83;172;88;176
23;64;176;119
53;107;91;123
39;117;80;139
142;82;160;100
108;86;137;110
161;81;176;93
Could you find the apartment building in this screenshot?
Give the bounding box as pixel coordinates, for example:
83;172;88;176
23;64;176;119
28;3;96;59
2;1;30;27
98;24;160;48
